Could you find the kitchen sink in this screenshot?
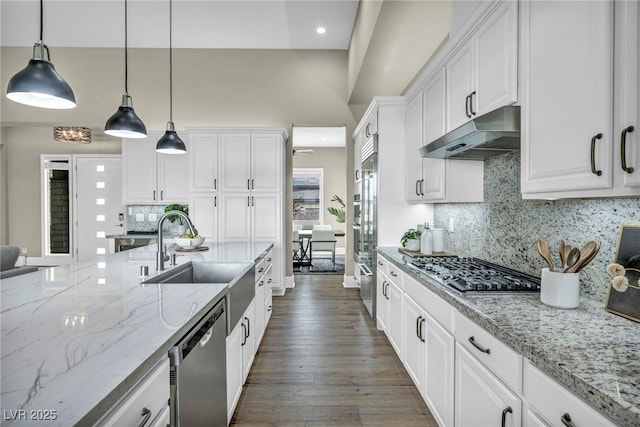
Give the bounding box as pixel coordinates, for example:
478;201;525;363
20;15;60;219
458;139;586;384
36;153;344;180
144;261;255;334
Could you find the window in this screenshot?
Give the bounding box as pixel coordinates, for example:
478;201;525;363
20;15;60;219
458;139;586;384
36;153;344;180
292;168;323;222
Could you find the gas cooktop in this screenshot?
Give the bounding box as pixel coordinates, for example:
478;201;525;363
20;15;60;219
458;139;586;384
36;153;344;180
408;256;541;293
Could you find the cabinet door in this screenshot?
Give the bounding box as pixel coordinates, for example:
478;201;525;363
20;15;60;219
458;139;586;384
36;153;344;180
455;343;521;427
387;279;404;360
447;41;475;132
226;321;243;423
475;0;518;115
354;130;364;195
265;289;273;326
220;134;252;192
403;296;425;391
617;0;640;189
241;301;256;383
251;134;282;192
425;314;455;427
521;0;613;195
423;69;447;146
251;194;281;242
405;92;424;202
122;137;157;204
376;272;388;332
156;147;190;204
190;132;219;192
190;192;217;240
254;271;267;348
219;193;251;242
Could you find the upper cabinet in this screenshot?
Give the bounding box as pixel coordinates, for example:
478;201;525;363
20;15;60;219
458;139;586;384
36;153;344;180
520;0;640;198
446;0;518;132
219;133;282;193
122;132;190;204
190;131;219;192
405;71;484;203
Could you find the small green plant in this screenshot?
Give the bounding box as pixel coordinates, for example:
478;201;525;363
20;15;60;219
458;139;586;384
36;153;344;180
401;229;421;247
164;204;188;224
327;195;346;223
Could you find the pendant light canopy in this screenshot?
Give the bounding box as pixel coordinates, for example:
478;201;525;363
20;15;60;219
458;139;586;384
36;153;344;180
6;0;76;109
156;0;186;154
105;0;147;138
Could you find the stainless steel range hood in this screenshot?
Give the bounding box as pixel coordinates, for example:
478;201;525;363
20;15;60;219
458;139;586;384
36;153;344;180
420;106;520;160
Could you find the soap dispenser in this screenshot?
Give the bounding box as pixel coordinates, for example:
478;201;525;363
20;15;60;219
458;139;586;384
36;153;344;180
421;223;433;255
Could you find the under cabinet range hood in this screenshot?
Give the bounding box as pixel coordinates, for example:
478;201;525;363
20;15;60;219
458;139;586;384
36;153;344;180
420;106;520;160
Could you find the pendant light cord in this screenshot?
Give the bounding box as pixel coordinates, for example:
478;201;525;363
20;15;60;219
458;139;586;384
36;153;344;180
124;0;129;94
169;0;173;122
39;0;43;41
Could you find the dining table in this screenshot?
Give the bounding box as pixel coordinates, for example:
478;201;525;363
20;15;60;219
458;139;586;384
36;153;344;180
293;229;344;268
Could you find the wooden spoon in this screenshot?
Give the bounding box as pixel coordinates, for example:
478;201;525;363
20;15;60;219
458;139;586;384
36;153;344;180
536;239;554;272
559;239;566;270
570;243;599;273
563;247;580;273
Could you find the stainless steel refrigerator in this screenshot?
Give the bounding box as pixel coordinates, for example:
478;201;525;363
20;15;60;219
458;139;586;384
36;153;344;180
355;136;377;318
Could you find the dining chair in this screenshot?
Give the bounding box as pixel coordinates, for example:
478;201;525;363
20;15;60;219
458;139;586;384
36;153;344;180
310;229;336;269
312;224;332;230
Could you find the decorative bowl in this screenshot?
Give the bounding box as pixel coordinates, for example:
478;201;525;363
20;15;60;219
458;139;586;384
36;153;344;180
174;236;205;249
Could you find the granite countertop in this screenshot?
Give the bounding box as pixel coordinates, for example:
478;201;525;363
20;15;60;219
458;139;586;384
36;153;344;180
0;242;272;427
378;247;640;427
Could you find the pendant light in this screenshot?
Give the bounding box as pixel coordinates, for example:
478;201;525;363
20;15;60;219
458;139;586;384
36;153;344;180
156;0;186;154
6;0;76;109
104;0;147;138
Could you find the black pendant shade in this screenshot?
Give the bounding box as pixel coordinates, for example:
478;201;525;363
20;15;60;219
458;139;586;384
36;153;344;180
7;42;76;109
156;0;186;154
156;122;186;154
105;95;147;138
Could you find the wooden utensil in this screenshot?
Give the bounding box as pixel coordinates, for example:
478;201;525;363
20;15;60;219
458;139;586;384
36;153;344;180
536;239;554;272
563;247;580;273
569;242;599;273
559;239;571;270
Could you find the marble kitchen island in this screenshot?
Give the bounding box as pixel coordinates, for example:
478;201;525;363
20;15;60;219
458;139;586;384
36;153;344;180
0;242;272;426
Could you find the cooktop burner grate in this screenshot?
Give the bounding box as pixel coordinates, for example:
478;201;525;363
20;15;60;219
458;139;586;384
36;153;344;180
408;257;540;293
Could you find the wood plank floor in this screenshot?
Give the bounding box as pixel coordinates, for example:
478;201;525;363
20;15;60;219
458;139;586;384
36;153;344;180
231;274;438;426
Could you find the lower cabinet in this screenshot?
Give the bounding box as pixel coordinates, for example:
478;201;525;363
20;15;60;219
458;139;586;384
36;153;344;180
226;317;244;424
96;358;169;427
241;302;256;383
386;278;404;359
454;343;521;427
523;361;616;427
376;271;389;332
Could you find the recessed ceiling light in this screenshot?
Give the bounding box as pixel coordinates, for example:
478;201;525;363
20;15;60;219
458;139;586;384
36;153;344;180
316;26;326;35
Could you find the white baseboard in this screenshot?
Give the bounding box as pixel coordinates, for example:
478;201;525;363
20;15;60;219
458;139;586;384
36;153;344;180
343;274;360;288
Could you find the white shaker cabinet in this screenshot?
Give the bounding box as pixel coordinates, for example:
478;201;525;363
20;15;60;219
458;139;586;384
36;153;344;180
386;277;404;360
122;133;189;204
189;131;219;192
376;271;389;332
446;0;518;132
220;133;281;193
405;72;484;203
521;0;640;198
189;192;218;241
455;343;521;427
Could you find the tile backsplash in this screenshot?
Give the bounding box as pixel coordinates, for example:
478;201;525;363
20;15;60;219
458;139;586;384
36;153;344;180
433;151;640;302
127;205;189;236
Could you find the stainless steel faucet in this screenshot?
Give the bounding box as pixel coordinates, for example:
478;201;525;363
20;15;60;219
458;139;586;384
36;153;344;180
156;210;199;271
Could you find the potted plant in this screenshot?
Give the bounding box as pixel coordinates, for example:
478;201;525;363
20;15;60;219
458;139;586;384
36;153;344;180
401;228;421;251
164;204;189;235
327;195;345;223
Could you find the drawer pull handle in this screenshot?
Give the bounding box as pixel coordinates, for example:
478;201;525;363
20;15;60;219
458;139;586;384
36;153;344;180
621;125;635;173
468;336;491;354
416;316;422;340
501;407;512;427
419;317;426;342
561;413;576;427
138;407;152;427
390;271;397;277
590;133;603;176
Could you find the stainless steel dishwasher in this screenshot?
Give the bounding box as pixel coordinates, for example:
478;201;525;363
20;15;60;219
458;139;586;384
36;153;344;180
169;299;227;426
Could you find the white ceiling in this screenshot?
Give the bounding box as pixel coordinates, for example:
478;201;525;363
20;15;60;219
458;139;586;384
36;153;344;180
292;126;345;148
0;0;359;50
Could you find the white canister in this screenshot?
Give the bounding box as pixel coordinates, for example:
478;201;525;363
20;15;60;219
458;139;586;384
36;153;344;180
431;228;444;252
540;268;580;309
421;229;433;255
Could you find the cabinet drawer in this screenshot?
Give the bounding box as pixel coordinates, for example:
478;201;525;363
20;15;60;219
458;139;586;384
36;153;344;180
387;264;404;290
254;257;266;281
98;358;169;427
404;274;455;332
456;313;522;393
524;362;616;427
376;255;389;275
265;290;273;325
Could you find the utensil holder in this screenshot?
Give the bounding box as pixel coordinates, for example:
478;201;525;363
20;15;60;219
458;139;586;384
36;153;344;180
540;268;580;309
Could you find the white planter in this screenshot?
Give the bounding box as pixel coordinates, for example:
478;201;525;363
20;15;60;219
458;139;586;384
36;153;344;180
406;239;420;252
540;268;580;309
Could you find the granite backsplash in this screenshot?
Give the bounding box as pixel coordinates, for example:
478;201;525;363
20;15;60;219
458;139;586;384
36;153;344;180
127;205;189;236
433;151;640;302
